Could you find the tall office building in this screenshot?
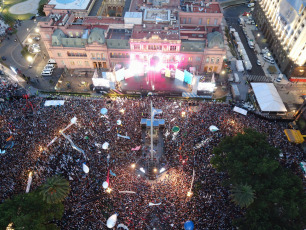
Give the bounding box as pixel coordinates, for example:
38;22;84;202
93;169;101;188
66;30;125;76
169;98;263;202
253;0;306;81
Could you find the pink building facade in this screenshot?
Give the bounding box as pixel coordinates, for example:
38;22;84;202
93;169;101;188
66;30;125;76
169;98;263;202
39;0;226;74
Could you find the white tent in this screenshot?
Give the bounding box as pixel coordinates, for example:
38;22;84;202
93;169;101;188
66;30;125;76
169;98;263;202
251;83;287;112
236;60;244;72
44;100;65;106
233;106;248;115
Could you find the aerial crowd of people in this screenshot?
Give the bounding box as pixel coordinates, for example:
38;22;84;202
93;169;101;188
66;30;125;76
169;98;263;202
0;82;304;229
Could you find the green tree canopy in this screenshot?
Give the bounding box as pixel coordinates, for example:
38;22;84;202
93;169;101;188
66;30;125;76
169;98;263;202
230;183;255;208
211;128;306;230
0;191;64;230
39;175;70;204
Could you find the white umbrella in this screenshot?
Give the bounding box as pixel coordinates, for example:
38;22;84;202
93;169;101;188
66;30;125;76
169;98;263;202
83;163;89;173
71;117;77;124
101;108;108;115
102;142;109;150
103;181;109;189
117;120;122;125
209;125;219;132
107;213;118;228
117;223;129;230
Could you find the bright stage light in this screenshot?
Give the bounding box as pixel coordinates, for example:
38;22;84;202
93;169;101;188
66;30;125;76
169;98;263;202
181;111;186;117
159;167;166;173
198;82;216;92
187;191;193;197
131;163;136;169
128;61;143;75
140;167;145;173
154;168;157;173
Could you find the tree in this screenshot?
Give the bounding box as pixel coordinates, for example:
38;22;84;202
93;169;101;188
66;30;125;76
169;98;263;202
230;184;255;208
0;191;64;230
211;128;306;230
39;176;70;204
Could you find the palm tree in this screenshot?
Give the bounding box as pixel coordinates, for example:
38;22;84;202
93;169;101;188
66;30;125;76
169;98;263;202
230;184;255;208
39;176;70;204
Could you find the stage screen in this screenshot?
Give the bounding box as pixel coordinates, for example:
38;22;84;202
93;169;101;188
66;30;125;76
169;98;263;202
184;70;193;84
175;69;184;81
92;78;110;88
115;68;125;82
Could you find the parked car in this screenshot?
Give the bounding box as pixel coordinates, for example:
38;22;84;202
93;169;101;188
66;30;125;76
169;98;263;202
248;3;255;7
0;70;4;75
1;56;6;61
30;16;36;20
275;74;283;82
256;60;261;66
34;37;40;41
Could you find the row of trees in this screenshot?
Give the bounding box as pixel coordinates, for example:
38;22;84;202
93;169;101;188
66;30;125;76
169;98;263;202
211;129;306;230
0;176;70;230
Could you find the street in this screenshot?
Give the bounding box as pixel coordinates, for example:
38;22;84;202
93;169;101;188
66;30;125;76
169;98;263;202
223;5;265;76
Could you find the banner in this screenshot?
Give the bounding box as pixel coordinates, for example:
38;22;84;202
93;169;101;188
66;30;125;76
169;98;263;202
175;69;184;81
115;68;125;81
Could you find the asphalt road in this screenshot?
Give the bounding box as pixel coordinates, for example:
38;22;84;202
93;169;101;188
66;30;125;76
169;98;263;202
223;5;265;76
0;18;61;90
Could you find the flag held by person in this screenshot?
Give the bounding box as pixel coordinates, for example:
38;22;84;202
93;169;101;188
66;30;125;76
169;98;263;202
131;146;141;151
110;170;116;177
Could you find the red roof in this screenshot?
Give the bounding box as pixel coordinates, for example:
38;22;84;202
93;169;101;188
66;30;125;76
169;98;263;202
185;3;221;13
83;17;124;25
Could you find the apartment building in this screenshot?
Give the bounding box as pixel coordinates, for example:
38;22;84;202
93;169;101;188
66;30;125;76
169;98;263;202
253;0;306;81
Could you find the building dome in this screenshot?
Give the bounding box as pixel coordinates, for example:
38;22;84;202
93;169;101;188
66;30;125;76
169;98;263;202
207;31;224;48
88;28;106;44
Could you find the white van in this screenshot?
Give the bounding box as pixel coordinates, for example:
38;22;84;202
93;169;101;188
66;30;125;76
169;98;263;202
248;40;254;49
276;74;283;82
248;3;255;7
45;64;55;69
41;70;53;76
263;55;275;64
48;59;56;64
234;73;239;83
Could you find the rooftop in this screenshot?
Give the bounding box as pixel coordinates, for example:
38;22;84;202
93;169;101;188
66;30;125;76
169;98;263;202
181;2;221;13
82;16;124;25
129;0;180;11
131;24;180;40
48;0;92;10
107;29;132;39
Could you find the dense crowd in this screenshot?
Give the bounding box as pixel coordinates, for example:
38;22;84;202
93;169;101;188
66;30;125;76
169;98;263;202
0;84;304;229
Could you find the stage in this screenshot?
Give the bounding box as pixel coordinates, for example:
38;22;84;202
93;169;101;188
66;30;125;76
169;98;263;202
119;71;190;95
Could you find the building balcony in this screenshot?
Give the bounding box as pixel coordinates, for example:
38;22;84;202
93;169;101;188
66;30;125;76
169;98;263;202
67;53;87;57
110;55;129;59
91;57;107;60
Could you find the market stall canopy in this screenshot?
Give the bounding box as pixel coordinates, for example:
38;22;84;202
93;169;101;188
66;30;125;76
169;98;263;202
251;83;287;112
